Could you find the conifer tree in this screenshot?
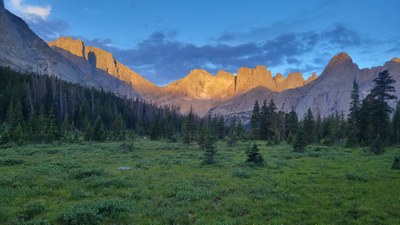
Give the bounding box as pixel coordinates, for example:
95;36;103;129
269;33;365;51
203;135;217;164
347;78;361;146
46;109;57;143
303;108;315;145
182;106;195;148
246;144;264;166
370;70;397;145
391;102;400;144
111;113;125;140
92;117;106;141
259;100;269;140
285;110;298;143
250;101;260;139
293;124;307;152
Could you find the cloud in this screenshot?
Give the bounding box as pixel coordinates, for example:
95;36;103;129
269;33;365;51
8;0;51;21
82;24;374;85
29;19;69;41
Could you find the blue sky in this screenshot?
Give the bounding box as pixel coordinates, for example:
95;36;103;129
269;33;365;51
5;0;400;85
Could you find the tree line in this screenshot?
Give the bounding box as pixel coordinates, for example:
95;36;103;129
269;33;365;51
249;70;399;154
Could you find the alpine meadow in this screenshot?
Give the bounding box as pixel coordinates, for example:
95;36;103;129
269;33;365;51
0;0;400;224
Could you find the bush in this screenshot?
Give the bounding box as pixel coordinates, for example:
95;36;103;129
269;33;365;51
1;159;24;166
17;201;47;221
70;168;105;179
57;199;131;225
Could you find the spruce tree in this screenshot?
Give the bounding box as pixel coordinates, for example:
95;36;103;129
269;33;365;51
303;108;315;145
46;109;57;143
293;124;307;152
250;101;260;139
285;110;298;143
359;94;377;145
391;102;400;144
203;135;217;164
182;106;195;148
111;113;125;140
347;78;361;146
259;100;269;140
370;70;397;144
92;117;106;141
246;144;264;166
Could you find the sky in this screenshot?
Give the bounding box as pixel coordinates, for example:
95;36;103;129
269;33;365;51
4;0;400;85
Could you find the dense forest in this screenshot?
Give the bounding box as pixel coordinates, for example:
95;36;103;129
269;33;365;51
0;67;231;145
0;67;399;155
249;70;400;154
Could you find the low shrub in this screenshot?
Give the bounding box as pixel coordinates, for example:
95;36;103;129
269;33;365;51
17;201;47;221
57;199;131;225
391;156;400;170
1;159;24;166
70;168;105;179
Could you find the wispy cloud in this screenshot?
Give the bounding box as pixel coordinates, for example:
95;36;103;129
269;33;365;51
84;24;373;85
8;0;51;21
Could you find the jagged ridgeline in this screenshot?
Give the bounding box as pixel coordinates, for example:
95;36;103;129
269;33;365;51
0;67;182;142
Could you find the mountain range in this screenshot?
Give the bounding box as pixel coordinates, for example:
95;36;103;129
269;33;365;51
1;2;399;123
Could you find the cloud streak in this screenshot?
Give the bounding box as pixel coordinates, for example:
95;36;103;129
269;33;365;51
85;24;370;85
9;0;51;21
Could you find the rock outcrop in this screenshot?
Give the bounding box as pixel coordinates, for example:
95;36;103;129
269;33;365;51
0;7;140;99
164;65;318;101
209;52;400;123
305;73;318;84
48;37;162;98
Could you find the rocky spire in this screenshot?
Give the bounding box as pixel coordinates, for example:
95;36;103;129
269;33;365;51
1;0;4;9
327;52;353;67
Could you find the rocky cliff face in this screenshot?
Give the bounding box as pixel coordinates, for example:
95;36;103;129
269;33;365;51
164;65;318;101
209;52;400;123
0;7;140;99
48;37;162;98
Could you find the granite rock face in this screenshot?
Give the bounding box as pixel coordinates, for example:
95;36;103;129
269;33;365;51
0;8;139;98
209;52;400;123
48;37;161;98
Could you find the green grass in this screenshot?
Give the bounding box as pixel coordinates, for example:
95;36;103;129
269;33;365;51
0;140;399;224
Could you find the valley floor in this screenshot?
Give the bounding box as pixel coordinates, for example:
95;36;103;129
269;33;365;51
0;140;399;224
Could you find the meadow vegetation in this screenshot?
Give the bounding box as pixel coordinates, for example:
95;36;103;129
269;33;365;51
0;139;399;224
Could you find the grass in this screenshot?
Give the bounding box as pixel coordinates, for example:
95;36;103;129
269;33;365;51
0;139;399;224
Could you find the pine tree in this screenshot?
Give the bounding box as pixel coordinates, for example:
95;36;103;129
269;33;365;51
150;117;160;140
60;114;71;140
182;106;195;148
293;124;307;152
259;100;269;140
250;101;260;139
111;113;125;140
303;108;315;145
285;110;298;143
246;144;264;166
92;117;106;141
46;109;57;143
203;135;217;164
227;117;238;147
359;94;377;145
391;102;400;144
347;78;361;146
370;70;397;144
370;134;383;155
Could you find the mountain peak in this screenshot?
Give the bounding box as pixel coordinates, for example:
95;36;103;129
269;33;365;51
328;52;353;67
1;0;4;9
49;37;85;58
274;73;285;82
391;57;400;63
305;73;318;84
